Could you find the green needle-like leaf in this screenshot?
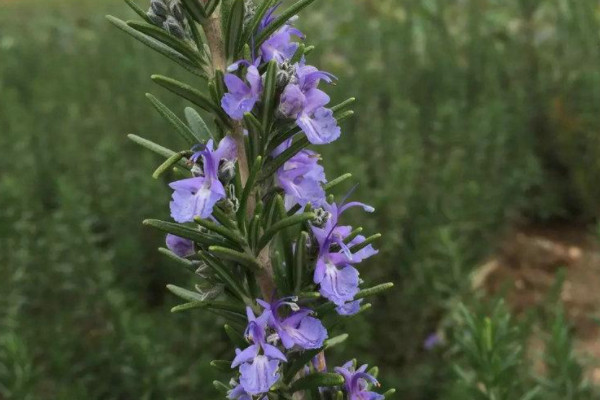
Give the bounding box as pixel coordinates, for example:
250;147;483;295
158;247;196;273
355;282;394;300
184;107;215;141
124;0;152;22
106;16;206;77
261;60;278;132
152;151;189;179
128;134;189;169
257;212;315;251
181;0;207;22
146;93;199;146
210;360;232;372
127;20;204;64
238;156;263;228
290;373;344;393
349;233;381;253
143;219;225;247
224;324;247;348
208;246;261;271
151;75;229;125
194;216;246;246
324;173;353;191
225;0;245;60
293;231;308;293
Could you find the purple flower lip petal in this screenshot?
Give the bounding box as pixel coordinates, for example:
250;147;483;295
165;234;195;258
169;137;237;222
222;64;263;120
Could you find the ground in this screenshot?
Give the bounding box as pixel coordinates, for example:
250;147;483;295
474;223;600;382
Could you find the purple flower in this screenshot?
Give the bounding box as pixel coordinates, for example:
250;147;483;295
232;307;287;395
424;333;442;350
169;136;237;223
278;62;340;144
222;61;263;120
311;201;377;308
273;140;327;210
227;381;254;400
258;298;328;350
336;299;363;316
165;234;195;257
335;361;384;400
258;3;304;63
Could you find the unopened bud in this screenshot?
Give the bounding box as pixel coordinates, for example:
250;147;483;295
243;0;257;29
311;207;331;228
169;0;185;23
147;9;166;26
163;16;186;39
191;164;203;177
218;160;236;183
276;62;295;90
150;0;169;18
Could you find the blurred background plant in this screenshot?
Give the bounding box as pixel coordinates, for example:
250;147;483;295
1;0;599;398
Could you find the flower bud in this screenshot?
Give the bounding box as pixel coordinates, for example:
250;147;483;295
218;160;236;183
169;0;185;23
243;0;257;29
276;61;296;90
150;0;169;18
147;8;166;26
163;16;186;39
311;207;331;228
191;164;203;177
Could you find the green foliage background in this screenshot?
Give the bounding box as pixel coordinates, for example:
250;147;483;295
1;0;599;398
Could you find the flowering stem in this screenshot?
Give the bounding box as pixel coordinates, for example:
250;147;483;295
202;2;274;302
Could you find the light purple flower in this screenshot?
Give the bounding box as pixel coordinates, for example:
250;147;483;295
278;62;340;144
169;136;237;223
258;298;328;350
273;140;327;210
336;299;363;316
258;3;304;63
165;234;195;257
311;201;377;308
424;333;442;350
232;307;287;395
335;361;384;400
222;61;263;120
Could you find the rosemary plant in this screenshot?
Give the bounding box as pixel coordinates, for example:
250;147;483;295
108;0;394;398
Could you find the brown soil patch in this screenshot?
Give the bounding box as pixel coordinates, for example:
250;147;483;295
473;223;600;380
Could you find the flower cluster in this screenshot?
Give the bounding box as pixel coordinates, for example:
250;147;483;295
229;298;327;397
114;0;391;398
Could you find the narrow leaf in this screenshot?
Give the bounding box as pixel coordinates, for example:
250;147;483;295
293;231;308;293
146;93;199;146
324;173;352;191
184;107;214;141
194;216;246;246
261;60;278;132
349;233;381;254
152;152;188;179
208;246;261;271
143;219;225;247
257;212;315;251
128;20;204;64
210;360;232;372
124;0;152;22
151;75;229;125
355;282;394;300
226;0;245;60
106;16;206;77
238;156;263;227
158;247;196;273
128;134;189;169
290;373;344;393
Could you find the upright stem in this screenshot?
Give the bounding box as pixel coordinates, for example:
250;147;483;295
202;2;275;302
